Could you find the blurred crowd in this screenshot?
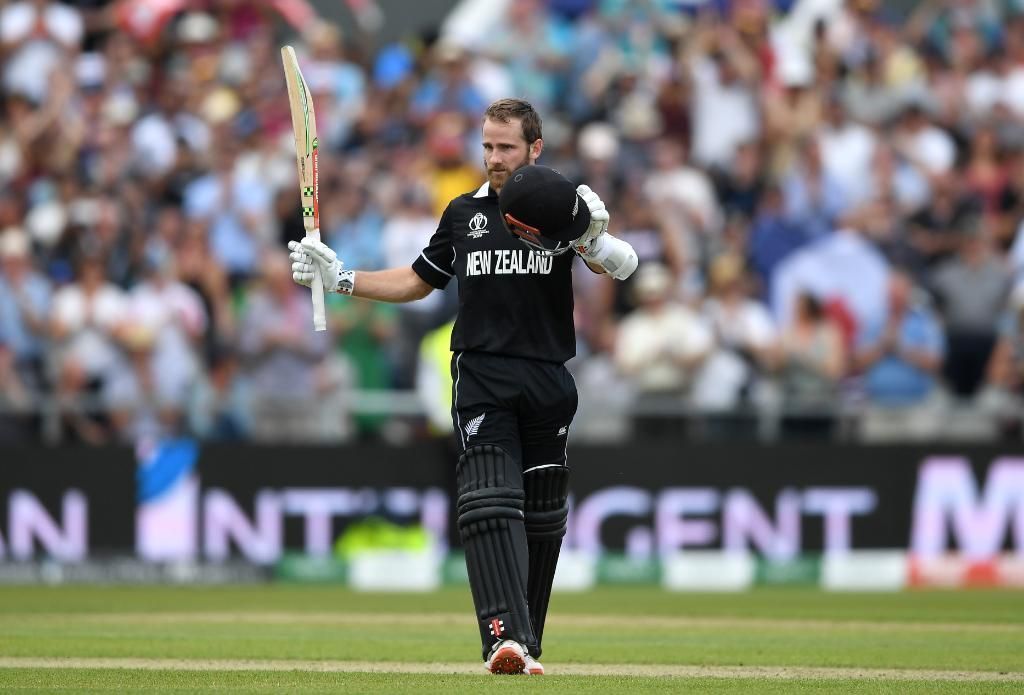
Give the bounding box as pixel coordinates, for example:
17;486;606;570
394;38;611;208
2;0;1024;445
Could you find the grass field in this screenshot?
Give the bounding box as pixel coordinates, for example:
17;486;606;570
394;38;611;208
2;585;1023;692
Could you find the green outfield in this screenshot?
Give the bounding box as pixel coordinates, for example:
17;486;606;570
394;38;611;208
1;585;1023;693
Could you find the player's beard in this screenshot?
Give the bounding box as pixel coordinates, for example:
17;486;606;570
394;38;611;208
486;153;531;193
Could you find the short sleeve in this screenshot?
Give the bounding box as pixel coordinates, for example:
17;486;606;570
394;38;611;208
412;202;455;289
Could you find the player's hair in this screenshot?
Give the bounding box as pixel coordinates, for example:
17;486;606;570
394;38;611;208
483;98;543;144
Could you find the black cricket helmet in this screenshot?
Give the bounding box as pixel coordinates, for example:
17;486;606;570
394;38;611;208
498;165;591;256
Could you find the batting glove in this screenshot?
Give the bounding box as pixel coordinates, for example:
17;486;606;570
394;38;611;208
573;184;610;256
288;236;351;294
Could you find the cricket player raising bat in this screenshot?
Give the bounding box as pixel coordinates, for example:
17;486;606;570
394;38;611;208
289;99;637;675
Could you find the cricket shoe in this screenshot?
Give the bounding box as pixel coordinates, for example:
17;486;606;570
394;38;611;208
485;640;527;675
524;654;544;675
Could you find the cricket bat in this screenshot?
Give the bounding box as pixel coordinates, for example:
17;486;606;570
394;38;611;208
281;45;327;332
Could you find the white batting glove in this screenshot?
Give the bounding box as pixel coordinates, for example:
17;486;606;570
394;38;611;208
573;184;610;257
288;236;353;294
571;185;637;280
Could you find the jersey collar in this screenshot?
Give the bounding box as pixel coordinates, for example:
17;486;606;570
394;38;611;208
473;181;497;199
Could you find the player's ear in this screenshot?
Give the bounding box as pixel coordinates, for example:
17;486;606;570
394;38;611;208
529;138;543;163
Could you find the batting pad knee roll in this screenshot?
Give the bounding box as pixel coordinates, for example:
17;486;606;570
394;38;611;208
456;444;525;530
456;445;536;659
523;465;570;539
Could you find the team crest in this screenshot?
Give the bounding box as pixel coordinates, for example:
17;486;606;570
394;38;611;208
468;213;489;239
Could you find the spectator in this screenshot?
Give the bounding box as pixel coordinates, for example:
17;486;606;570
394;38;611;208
103;321;167;443
907;171;979;270
615;263;714;436
963;124;1010;215
237;250;332;441
982;283;1024;435
929;222;1012;396
187;340;246;441
841;44;916;127
1;0;84;104
175;221;236;361
478;0;571;112
694;253;779;413
748;184;810;302
421;113;482;219
890;101;957;179
866;141;930;220
781;136;845;239
816;93;878;211
855;269;946;440
686;20;761;169
410;41;487;125
0;228;52;395
607;184;697;317
574;122;625;201
116;245;208;439
778;292;846;437
714;140;766;221
324;181;386;271
182;138;273;284
49;247;126;443
301;20;366;149
643;136;722;240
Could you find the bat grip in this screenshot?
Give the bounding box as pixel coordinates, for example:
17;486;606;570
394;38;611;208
308;229;327;332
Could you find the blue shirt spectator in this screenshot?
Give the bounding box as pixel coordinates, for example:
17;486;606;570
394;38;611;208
183;165;272;279
0;230;52;367
410;44;488;123
748;187;810;302
782;141;845;240
856;272;945;406
326;206;386;272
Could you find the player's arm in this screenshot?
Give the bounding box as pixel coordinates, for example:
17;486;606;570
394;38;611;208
288;237;433;303
573;185;638;280
290;204;457;303
351;267;433;303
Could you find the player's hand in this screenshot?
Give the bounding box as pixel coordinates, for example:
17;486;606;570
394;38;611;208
573;184;610;256
288;235;344;293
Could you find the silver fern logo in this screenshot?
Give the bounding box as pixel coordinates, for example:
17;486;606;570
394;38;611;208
464;412;485;438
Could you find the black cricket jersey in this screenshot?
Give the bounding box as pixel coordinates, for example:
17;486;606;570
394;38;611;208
412;181;577;363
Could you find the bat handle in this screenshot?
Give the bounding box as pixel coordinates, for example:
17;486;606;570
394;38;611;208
308;228;327;332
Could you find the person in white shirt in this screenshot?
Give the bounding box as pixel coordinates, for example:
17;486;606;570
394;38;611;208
686;23;761;170
50;249;127;443
693;254;779;412
642;137;722;239
1;0;83;104
891;102;956;179
615;263;713;436
816;95;878;211
107;247;207;441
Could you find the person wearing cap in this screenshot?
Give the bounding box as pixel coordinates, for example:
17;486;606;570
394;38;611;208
289;98;637;675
